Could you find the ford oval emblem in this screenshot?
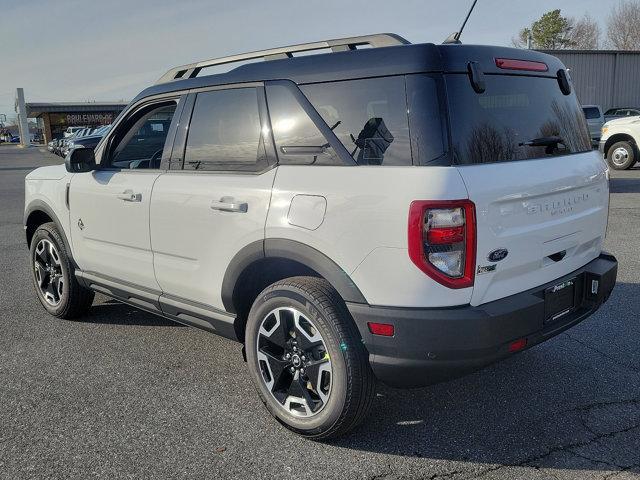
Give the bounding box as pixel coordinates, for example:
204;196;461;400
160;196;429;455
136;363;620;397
488;248;508;262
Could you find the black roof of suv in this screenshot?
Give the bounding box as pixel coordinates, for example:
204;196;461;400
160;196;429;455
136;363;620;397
119;33;588;168
134;34;566;103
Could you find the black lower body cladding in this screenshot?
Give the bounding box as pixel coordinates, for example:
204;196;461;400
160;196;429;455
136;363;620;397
347;253;618;388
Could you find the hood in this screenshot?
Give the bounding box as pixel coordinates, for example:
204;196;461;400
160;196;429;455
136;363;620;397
25;164;68;181
72;135;103;145
603;116;640;127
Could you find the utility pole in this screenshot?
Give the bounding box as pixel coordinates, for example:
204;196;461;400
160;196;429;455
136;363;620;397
15;88;31;147
527;31;533;49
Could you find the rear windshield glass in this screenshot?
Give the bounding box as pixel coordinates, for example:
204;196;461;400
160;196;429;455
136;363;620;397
447;74;592;165
582;107;601;119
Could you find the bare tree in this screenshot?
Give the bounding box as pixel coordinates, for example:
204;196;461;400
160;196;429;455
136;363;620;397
567;14;601;49
511;30;529;49
606;0;640;49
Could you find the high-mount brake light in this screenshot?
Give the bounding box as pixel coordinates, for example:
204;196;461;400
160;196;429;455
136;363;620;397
495;58;548;72
408;200;476;289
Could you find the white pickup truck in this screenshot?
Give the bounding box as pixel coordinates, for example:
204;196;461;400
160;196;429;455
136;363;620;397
600;116;640;170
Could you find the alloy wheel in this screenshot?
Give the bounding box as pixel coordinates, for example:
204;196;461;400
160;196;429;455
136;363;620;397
256;307;332;418
33;239;64;306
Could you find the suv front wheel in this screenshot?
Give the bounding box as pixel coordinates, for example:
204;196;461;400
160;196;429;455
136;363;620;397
30;222;94;319
245;276;375;439
607;140;636;170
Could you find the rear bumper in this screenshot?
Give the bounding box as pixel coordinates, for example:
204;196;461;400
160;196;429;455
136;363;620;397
347;253;617;388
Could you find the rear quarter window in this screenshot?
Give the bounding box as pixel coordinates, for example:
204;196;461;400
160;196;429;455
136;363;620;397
447;74;591;164
300;77;412;166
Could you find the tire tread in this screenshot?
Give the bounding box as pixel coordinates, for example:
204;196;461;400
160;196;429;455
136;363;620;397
254;276;376;439
32;222;94;319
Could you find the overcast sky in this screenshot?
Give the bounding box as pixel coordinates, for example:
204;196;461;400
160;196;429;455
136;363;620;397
0;0;614;120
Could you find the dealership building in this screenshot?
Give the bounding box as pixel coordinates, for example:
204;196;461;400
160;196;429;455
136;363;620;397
25;101;128;143
542;49;640;112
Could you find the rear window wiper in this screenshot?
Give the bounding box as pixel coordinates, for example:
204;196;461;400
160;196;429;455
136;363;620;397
519;136;565;154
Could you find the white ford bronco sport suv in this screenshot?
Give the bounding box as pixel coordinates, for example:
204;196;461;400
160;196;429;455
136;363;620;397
25;34;617;439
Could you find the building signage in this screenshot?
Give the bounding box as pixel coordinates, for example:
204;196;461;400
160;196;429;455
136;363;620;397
47;112;118;127
65;113;115;126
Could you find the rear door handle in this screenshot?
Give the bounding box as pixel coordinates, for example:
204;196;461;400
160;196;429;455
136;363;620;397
210;197;248;213
116;190;142;202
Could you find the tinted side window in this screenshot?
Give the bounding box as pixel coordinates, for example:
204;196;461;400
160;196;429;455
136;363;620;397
301;77;411;166
266;84;340;166
184;88;267;172
109;102;177;169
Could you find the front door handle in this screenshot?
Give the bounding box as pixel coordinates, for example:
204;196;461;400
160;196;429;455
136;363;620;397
116;190;142;202
210;196;248;213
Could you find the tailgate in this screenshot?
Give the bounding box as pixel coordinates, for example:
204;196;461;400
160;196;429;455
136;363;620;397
457;151;609;306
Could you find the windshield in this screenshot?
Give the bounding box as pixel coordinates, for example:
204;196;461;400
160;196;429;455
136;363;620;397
583;107;601;119
446;74;592;165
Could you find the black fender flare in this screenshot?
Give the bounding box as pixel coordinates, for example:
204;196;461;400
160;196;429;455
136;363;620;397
24;200;74;258
221;238;367;313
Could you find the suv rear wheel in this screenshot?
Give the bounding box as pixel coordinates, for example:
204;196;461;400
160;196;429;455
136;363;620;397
607;141;636;170
30;222;94;319
245;276;375;439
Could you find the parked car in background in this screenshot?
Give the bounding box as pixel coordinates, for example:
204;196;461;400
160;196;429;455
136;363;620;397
604;107;640;123
64;125;111;154
582;105;604;146
63;126;87;138
59;126;110;157
600;116;640;169
53;138;67;156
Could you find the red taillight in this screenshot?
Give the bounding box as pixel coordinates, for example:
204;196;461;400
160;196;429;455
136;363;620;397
368;322;395;337
495;58;548;72
408;200;476;289
427;226;465;245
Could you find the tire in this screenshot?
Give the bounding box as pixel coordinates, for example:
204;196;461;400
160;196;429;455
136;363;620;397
245;276;376;439
607;141;636;170
30;222;94;319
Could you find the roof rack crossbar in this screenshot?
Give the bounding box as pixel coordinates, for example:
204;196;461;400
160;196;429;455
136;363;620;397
155;33;410;84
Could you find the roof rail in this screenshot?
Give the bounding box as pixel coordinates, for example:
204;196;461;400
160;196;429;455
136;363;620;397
155;33;410;85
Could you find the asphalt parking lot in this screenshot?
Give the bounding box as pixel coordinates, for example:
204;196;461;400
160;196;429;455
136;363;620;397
1;144;638;480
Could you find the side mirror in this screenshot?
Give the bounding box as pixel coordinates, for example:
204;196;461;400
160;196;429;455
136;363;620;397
65;148;96;173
